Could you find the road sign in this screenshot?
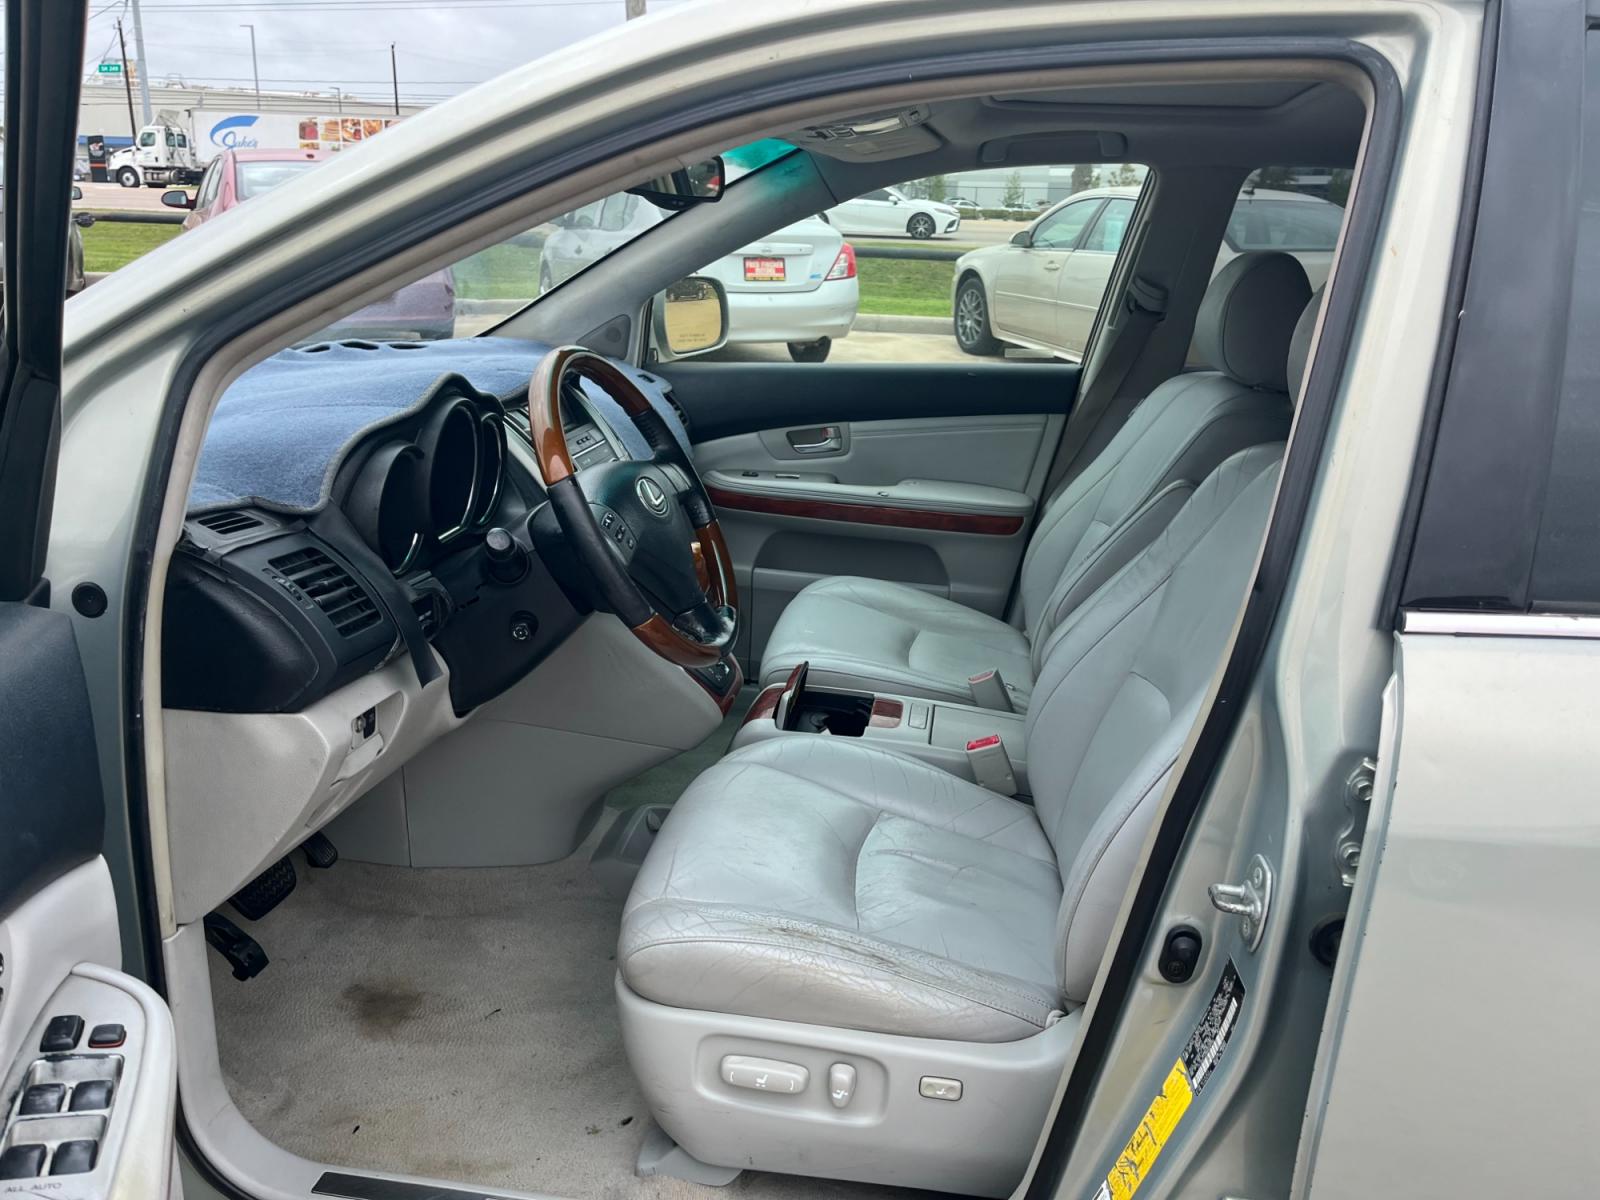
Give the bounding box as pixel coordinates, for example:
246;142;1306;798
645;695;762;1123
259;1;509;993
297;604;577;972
97;62;123;74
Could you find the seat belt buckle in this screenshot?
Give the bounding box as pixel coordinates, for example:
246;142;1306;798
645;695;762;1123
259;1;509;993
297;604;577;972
965;734;1018;795
968;668;1015;713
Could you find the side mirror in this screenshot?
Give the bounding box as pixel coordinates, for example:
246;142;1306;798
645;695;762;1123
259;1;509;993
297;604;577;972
627;155;724;212
73;212;96;229
71;185;83;201
1010;229;1033;248
161;189;195;210
653;276;728;360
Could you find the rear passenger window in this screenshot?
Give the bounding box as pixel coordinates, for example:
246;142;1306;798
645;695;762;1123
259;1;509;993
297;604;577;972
1080;197;1136;253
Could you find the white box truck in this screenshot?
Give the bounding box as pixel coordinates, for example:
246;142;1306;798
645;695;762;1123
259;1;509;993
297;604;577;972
110;109;401;188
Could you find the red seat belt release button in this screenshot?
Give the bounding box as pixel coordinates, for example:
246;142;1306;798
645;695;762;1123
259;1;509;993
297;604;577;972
965;734;1017;795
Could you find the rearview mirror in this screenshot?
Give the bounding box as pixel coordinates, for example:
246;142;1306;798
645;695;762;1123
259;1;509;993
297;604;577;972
1010;229;1033;248
627;156;724;212
653;276;728;360
161;189;195;211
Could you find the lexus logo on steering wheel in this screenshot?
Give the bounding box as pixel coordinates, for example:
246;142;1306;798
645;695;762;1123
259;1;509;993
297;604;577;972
636;476;671;518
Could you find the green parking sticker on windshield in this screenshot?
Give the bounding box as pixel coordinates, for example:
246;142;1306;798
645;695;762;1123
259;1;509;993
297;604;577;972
1090;960;1246;1200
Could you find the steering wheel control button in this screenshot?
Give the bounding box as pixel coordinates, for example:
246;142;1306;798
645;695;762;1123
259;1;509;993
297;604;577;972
88;1022;127;1049
0;1145;47;1180
69;1079;115;1111
719;1055;809;1096
40;1014;84;1052
919;1075;963;1102
49;1140;98;1176
19;1084;66;1115
827;1063;857;1109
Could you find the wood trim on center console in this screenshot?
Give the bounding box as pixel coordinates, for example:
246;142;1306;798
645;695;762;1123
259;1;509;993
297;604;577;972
706;483;1025;537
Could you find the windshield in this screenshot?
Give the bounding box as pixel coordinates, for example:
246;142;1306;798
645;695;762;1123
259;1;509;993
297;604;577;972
237;160;322;201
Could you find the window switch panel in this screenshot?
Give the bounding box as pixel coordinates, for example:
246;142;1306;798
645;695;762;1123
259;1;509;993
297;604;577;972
69;1079;114;1111
19;1083;66;1115
40;1014;84;1053
0;1144;47;1179
49;1139;98;1176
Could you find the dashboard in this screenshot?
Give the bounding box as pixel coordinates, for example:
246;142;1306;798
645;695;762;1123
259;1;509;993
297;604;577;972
163;354;735;724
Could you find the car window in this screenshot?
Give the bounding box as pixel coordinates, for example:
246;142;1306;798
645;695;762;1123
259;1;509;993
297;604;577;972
598;195;637;232
1032;199;1100;249
235;160;322;201
196;161;222;208
1080;197;1135;253
138;131;155;148
1226;198;1344;251
862;190;894;202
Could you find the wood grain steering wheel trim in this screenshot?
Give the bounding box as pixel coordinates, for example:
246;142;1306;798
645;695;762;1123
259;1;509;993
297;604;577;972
529;345;737;670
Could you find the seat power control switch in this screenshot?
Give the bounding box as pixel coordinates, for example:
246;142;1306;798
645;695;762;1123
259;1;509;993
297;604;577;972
828;1063;857;1108
919;1075;963;1102
720;1055;809;1095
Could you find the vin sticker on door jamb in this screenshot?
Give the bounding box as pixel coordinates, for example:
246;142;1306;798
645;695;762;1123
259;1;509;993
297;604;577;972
1089;959;1246;1200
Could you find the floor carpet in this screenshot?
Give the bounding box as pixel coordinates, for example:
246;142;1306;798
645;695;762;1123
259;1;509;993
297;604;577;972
209;695;938;1200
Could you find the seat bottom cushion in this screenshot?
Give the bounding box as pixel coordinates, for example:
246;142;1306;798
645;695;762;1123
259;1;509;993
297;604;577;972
619;738;1065;1043
758;576;1033;707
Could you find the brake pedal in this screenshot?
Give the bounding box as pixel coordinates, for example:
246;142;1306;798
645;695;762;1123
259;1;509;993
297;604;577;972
302;831;339;869
229;856;296;921
204;913;269;980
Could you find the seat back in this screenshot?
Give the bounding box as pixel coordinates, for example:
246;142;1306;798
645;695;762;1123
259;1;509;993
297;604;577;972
1021;441;1285;1003
1016;252;1310;672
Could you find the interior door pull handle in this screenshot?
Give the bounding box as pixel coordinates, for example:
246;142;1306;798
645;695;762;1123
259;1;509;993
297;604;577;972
788;426;843;453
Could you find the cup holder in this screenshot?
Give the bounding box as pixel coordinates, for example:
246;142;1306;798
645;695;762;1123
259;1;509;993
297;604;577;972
790;689;873;738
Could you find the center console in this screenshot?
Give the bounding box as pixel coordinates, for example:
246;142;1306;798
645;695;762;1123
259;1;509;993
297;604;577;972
731;663;1030;795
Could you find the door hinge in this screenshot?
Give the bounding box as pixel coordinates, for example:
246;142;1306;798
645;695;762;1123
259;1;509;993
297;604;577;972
1208;853;1273;952
1336;756;1377;888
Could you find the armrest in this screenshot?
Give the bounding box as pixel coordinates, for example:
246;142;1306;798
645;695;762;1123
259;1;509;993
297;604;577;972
704;471;1033;536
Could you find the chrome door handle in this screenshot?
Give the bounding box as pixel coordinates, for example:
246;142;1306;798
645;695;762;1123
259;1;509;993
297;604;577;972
787;426;842;454
1043;260;1062;271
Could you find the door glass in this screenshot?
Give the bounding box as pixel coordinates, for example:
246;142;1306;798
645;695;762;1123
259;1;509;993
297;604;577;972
1079;197;1136;253
1031;199;1101;249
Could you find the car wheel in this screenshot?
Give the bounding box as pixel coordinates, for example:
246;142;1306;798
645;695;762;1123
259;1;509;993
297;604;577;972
954;276;1002;356
907;212;937;240
116;166;140;189
787;337;832;363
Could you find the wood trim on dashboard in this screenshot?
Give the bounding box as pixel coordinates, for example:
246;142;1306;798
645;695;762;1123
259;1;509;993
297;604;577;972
869;698;904;729
705;484;1025;536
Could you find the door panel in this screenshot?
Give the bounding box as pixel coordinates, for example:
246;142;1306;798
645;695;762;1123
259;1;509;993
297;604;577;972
1054;196;1135;355
663;362;1077;665
993;248;1070;341
692;412;1063;664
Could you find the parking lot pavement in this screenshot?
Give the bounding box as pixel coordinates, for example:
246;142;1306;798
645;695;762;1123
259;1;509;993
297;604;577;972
74;180;190;213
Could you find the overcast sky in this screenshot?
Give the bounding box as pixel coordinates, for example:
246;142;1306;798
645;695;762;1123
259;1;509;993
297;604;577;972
74;0;700;107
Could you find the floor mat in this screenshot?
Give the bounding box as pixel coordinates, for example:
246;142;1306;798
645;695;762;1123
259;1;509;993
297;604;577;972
209;695;943;1200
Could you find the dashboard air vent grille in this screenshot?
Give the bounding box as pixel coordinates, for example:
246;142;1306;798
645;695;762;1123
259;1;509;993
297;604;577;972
268;546;381;638
196;510;263;536
665;393;691;435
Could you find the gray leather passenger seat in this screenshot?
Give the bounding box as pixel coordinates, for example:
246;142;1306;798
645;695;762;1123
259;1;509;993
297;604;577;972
613;292;1325;1198
758;250;1312;709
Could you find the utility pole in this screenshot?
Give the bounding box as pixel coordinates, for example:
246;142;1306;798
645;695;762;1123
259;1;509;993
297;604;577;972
241;24;261;108
332;86;344;113
129;0;154;124
116;20;138;137
625;0;646;16
390;44;400;115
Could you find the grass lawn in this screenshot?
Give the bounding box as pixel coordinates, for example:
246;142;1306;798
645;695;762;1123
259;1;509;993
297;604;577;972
80;220;183;273
855;256;954;317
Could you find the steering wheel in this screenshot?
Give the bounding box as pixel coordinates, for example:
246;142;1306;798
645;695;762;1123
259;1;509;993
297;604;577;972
529;345;737;668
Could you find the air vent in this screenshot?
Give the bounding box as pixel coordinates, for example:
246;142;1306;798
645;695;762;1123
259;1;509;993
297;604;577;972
268;546;381;638
665;393;691;435
196;509;263;536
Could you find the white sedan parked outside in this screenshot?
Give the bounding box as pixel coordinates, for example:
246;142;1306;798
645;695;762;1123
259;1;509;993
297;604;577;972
824;185;962;239
952;184;1343;360
541;196;858;362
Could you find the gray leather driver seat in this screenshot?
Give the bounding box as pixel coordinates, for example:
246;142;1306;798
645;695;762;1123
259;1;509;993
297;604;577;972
758;250;1311;709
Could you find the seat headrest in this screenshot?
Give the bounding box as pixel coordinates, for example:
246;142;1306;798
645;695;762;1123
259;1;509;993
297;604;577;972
1193;251;1312;392
1286;287;1325;404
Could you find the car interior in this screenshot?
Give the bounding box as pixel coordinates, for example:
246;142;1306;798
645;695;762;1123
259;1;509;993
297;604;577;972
148;59;1368;1200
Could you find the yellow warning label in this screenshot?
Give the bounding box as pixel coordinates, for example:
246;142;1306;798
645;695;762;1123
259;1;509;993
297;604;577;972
1102;1058;1193;1200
